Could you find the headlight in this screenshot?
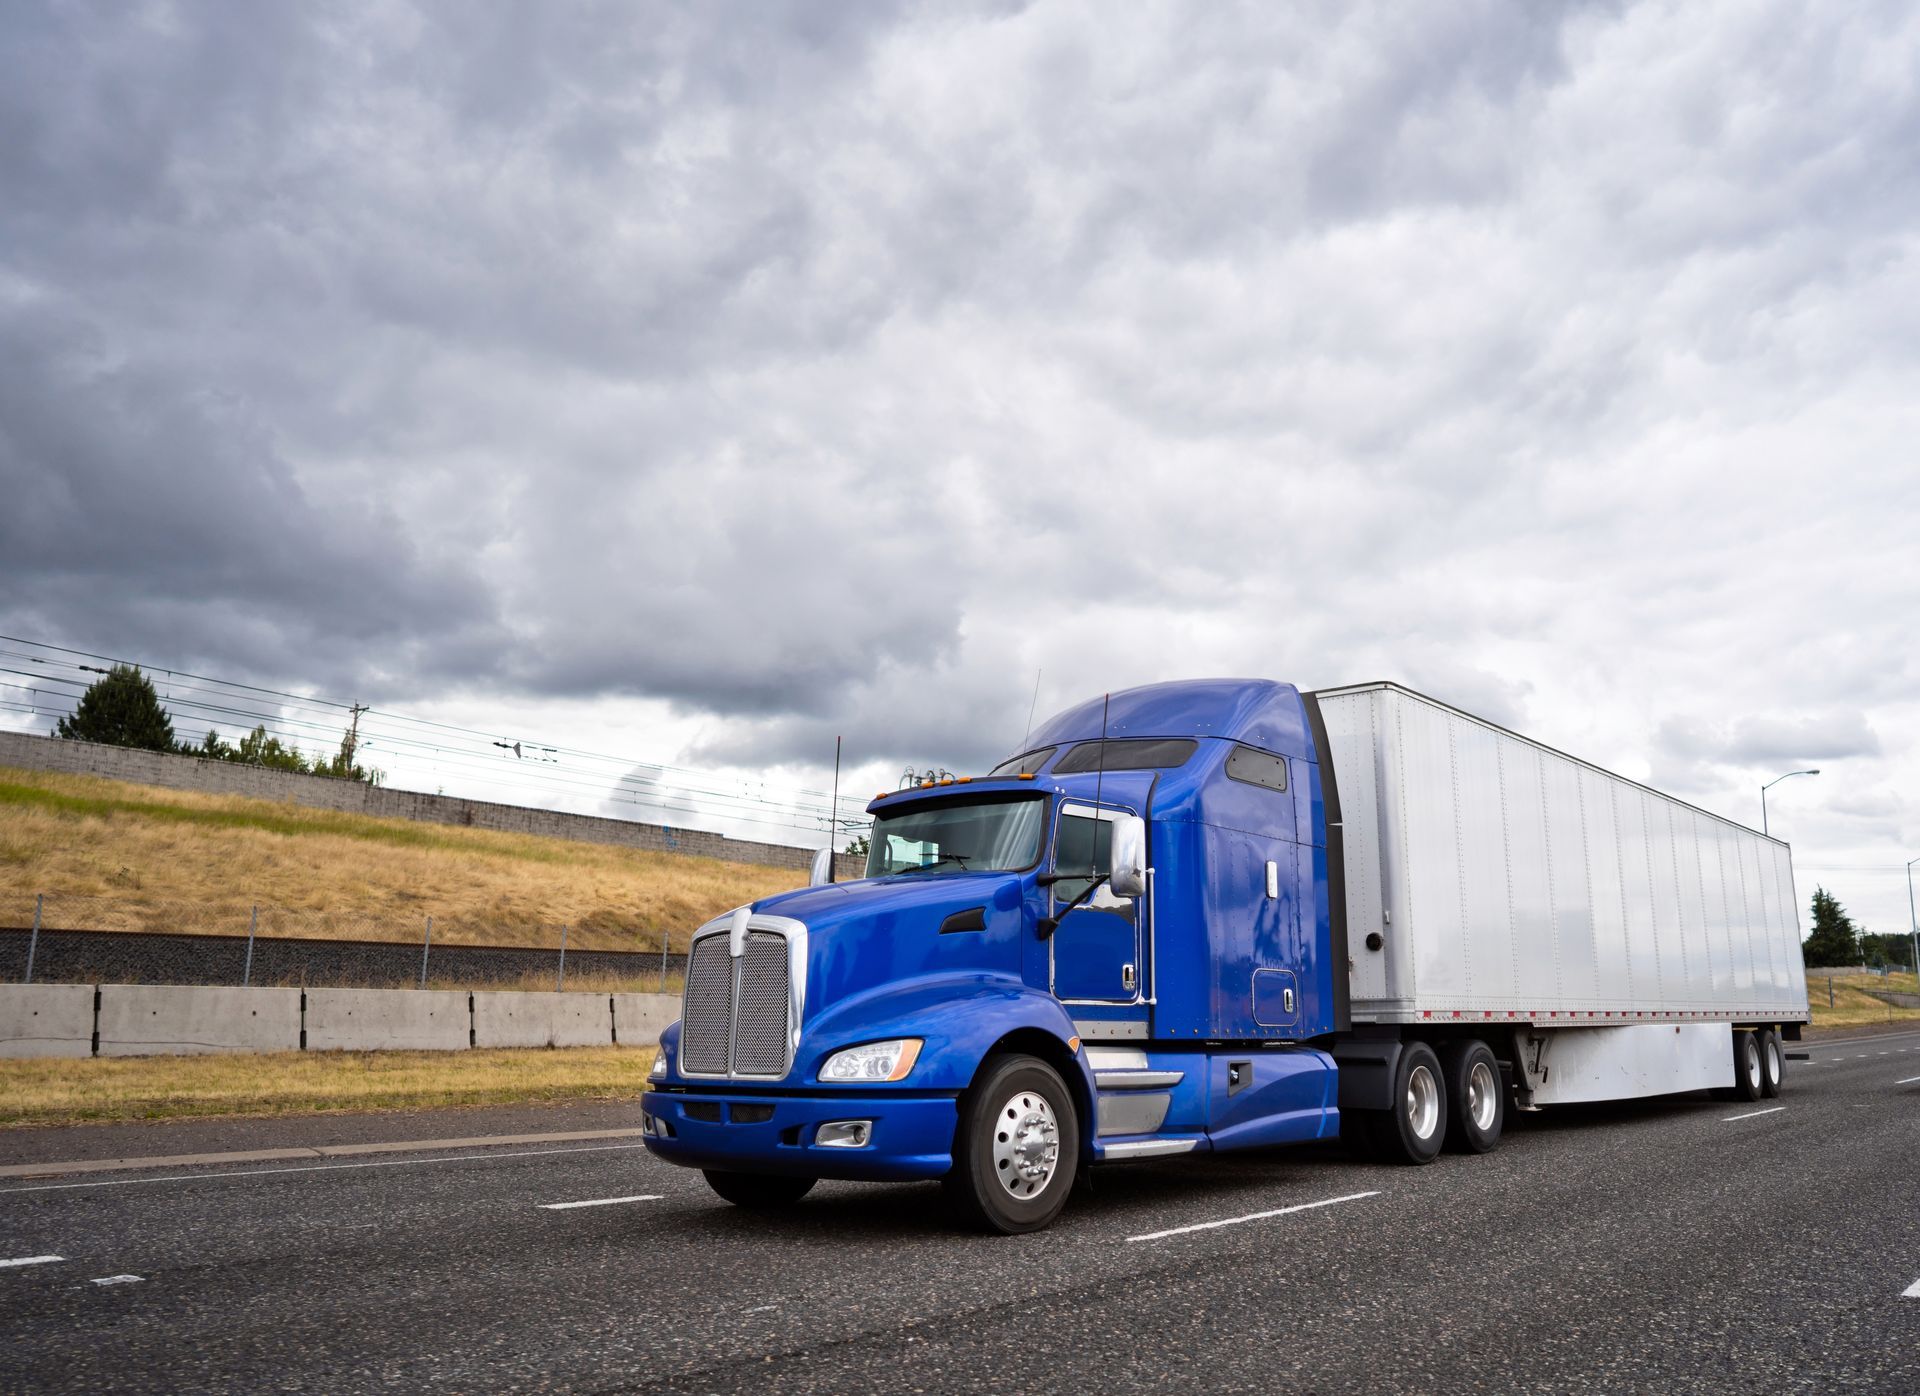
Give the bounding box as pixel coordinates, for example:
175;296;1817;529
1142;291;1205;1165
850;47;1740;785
818;1038;922;1083
648;1045;669;1079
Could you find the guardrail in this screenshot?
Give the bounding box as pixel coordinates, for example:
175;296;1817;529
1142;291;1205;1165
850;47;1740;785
0;983;677;1058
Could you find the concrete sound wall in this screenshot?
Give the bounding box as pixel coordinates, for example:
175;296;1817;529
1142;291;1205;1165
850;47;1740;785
0;984;680;1057
0;984;96;1058
0;730;863;879
472;990;614;1049
612;993;678;1047
97;985;302;1056
305;988;471;1052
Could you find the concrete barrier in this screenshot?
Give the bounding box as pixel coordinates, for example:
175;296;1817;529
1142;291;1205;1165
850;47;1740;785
0;984;96;1058
305;988;470;1052
471;991;613;1049
97;985;301;1056
611;993;678;1047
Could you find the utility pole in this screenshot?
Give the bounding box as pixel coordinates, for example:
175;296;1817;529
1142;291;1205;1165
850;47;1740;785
342;703;368;767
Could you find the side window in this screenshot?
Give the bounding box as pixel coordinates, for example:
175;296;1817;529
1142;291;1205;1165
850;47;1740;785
1051;811;1113;905
1225;744;1288;793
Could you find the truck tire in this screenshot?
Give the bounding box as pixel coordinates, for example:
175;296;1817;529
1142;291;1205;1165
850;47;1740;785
1367;1041;1447;1166
1440;1039;1504;1154
702;1171;817;1209
1757;1027;1784;1098
945;1053;1081;1235
1730;1030;1765;1103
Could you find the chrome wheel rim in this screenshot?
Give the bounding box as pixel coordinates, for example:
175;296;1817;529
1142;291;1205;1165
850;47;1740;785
1406;1063;1441;1141
991;1089;1060;1199
1467;1059;1497;1131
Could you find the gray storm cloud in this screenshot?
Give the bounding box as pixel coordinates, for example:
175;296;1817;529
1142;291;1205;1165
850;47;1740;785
3;1;1918;926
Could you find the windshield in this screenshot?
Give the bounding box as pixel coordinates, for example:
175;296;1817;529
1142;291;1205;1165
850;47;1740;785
866;795;1047;877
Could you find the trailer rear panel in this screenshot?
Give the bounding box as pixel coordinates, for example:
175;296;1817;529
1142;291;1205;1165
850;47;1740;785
1315;683;1809;1026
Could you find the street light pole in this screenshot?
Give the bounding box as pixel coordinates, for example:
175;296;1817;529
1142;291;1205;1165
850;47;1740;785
1760;768;1820;837
1907;855;1918;980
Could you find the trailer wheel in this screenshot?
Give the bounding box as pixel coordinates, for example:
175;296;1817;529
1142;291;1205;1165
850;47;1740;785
1440;1040;1504;1154
1730;1030;1765;1102
1365;1041;1447;1166
1757;1027;1783;1098
945;1053;1081;1234
702;1171;817;1209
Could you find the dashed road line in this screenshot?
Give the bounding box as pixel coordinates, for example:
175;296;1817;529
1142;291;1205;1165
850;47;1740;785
1723;1107;1786;1122
0;1255;63;1270
1905;1276;1920;1300
538;1194;663;1211
90;1275;142;1287
1896;1075;1920;1086
1127;1190;1379;1243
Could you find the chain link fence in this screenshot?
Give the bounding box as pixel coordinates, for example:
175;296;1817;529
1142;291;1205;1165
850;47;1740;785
1;891;686;992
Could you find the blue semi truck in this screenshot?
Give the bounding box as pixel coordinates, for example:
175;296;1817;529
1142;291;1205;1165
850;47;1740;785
640;679;1810;1233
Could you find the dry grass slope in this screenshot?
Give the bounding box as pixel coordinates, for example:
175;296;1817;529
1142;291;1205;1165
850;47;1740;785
0;1046;657;1128
0;765;802;951
1804;969;1920;1030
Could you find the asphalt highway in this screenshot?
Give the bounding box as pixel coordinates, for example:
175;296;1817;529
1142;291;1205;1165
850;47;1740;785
3;1030;1917;1394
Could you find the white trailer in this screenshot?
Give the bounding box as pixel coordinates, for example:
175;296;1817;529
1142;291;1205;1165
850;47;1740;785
1315;682;1810;1114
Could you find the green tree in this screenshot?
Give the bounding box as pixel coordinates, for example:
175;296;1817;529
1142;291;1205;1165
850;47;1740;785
1802;885;1860;967
179;727;237;761
313;726;372;782
844;833;871;857
55;665;175;751
1858;932;1915;971
234;724;312;773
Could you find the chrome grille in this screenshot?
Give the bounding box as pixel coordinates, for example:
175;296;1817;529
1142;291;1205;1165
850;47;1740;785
679;934;734;1075
733;932;792;1076
676;924;796;1078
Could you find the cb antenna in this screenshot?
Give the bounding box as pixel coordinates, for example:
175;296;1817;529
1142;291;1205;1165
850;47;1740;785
1092;691;1111;812
826;735;841;883
1021;668;1044;751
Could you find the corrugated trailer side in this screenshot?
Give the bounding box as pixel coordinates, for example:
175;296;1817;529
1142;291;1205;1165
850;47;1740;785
1315;683;1810;1028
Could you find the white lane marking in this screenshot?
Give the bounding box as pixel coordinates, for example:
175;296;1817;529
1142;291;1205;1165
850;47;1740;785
1127;1190;1379;1243
0;1143;649;1197
1896;1075;1920;1085
1905;1276;1920;1299
538;1194;663;1211
1723;1107;1787;1121
0;1255;63;1269
90;1274;142;1286
742;1304;779;1313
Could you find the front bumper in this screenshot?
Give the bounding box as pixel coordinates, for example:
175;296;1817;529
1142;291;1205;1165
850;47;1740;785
640;1088;958;1181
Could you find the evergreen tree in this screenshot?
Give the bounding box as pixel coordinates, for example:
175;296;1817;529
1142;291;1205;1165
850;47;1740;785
1802;885;1860;966
55;665;175;751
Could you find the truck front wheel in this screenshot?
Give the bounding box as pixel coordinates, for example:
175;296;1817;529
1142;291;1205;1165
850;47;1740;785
946;1053;1081;1235
702;1171;817;1209
1440;1039;1504;1154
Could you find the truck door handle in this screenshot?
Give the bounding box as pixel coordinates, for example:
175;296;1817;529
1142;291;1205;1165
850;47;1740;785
1122;963;1136;992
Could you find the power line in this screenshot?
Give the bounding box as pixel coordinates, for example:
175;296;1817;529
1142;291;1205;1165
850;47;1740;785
0;634;874;839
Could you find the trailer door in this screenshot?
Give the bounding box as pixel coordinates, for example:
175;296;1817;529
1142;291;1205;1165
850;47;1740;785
1049;801;1142;1004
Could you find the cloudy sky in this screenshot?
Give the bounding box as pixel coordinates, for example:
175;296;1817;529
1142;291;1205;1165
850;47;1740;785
3;1;1917;936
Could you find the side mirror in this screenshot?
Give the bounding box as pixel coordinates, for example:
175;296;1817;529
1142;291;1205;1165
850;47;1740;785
1108;814;1147;898
808;847;835;887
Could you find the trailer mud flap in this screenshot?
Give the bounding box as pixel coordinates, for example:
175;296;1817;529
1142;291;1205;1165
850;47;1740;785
1329;1040;1402;1111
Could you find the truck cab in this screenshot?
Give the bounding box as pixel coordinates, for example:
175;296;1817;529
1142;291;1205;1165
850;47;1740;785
639;679;1349;1232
